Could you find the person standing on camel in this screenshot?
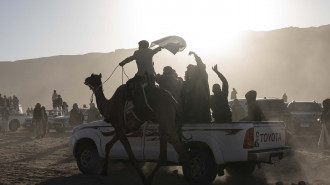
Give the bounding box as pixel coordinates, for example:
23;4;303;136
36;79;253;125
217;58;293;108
119;40;162;86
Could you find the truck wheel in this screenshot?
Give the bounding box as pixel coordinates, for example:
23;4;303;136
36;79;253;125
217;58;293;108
76;143;103;174
9;120;19;132
225;162;256;177
182;148;217;185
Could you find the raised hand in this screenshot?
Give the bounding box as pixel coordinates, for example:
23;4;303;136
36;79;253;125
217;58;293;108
188;51;196;56
212;64;219;73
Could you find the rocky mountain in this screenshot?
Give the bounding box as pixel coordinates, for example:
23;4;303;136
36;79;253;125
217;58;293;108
1;25;330;110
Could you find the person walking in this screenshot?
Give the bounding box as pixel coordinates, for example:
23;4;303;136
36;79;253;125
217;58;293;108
41;106;48;137
1;107;9;135
87;103;102;123
69;103;84;126
230;88;237;100
33;103;44;139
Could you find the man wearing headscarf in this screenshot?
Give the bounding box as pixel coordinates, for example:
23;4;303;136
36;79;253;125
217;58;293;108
240;90;264;121
33;103;44;138
69;103;84;126
181;51;211;123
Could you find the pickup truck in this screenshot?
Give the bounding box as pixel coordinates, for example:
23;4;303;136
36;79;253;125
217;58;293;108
69;120;290;185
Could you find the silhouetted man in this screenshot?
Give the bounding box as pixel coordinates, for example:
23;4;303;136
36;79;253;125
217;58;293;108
210;64;232;123
240;90;264;121
69;103;84;126
231;88;237;100
322;99;330;131
181;51;211;123
41;106;48;138
155;66;182;102
52;90;58;109
282;93;288;102
119;40;162;86
57;95;63;110
33;103;44;138
87;103;102;123
1;107;9;135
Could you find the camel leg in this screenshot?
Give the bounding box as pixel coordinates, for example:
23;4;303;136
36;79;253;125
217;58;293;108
101;134;118;176
147;133;167;184
116;131;148;185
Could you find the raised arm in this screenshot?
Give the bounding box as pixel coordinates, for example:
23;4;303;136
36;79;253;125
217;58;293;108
119;52;136;67
212;64;229;98
189;51;203;66
152;46;162;55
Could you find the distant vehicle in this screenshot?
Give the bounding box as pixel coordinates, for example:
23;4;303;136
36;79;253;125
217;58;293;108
51;108;90;133
0;104;26;132
22;109;62;132
256;98;291;122
287;101;322;135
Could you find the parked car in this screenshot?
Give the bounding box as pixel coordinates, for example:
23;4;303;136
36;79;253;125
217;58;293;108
0;104;26;132
70;120;290;185
287;101;322;135
51;108;90;132
257;98;291;122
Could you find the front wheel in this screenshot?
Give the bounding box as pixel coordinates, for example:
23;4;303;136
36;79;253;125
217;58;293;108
76;143;103;174
182;148;217;185
225;162;256;178
9;120;19;132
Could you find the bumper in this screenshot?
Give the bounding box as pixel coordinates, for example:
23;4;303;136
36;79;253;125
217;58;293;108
248;147;291;164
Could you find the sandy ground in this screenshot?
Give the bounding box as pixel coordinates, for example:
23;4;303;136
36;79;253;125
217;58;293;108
0;129;329;185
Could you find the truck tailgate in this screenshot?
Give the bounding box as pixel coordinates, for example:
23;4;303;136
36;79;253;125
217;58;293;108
253;122;286;150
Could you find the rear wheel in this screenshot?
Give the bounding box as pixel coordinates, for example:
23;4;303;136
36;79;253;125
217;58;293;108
9;120;19;132
182;148;217;185
225;162;256;178
76;142;103;174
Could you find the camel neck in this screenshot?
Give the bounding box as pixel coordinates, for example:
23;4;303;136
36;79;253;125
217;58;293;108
93;86;106;113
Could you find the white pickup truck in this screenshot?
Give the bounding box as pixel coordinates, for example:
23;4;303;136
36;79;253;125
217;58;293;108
69;120;290;185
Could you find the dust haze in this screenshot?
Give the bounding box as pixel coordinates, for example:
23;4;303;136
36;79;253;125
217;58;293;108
1;25;329;110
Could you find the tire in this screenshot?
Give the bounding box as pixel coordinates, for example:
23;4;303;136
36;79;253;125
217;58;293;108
182;148;217;185
225;162;256;178
9;120;19;132
76;142;103;174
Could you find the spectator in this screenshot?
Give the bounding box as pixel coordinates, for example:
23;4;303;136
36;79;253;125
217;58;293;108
282;93;288;103
69;103;84;126
62;101;69;115
1;107;9;135
181;51;211;123
0;94;3;107
240;90;265;122
231;88;237;100
33;103;44;139
57;95;63;110
155;66;183;102
87;103;102;123
52;90;58;109
41;106;48;138
210;64;232;123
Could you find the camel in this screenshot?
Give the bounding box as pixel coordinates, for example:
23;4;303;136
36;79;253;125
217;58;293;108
84;73;189;185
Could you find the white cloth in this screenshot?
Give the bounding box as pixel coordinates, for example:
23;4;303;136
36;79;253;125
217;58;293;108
151;36;186;55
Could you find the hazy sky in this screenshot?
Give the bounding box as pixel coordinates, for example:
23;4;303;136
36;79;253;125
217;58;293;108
1;0;330;61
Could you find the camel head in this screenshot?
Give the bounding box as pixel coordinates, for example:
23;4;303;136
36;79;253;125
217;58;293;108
84;73;102;91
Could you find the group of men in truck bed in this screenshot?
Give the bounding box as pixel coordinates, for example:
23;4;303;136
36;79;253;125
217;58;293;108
119;40;263;123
